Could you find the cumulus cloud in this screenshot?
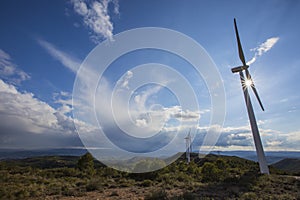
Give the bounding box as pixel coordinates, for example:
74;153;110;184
70;0;119;43
0;79;98;148
247;37;279;65
53;91;73;114
171;108;199;121
89;72;202;142
0;79;57;134
57;104;73;114
0;49;30;84
130;105;200;133
193;124;300;151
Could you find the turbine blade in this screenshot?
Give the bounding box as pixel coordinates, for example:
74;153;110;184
245;69;264;111
251;83;265;111
234;18;247;66
245;69;251;80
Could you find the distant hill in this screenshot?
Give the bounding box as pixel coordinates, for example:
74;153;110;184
1;149;300;165
2;156;79;169
0;148;87;160
272;158;300;174
1;155;105;169
1;149;299;165
211;150;300;164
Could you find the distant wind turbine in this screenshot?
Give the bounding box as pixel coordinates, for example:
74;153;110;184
185;129;192;163
231;18;269;174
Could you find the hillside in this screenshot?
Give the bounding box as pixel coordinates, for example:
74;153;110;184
0;153;299;199
272;158;300;174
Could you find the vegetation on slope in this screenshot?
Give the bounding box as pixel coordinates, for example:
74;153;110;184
0;153;299;200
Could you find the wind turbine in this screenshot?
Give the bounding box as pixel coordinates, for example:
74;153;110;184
231;18;269;174
185;129;192;163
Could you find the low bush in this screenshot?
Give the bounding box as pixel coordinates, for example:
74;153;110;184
145;189;168;200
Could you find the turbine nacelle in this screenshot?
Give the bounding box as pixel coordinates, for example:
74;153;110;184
231;65;249;73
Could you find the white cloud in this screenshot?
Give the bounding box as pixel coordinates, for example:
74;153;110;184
0;79;57;134
36;38;102;132
286;130;300;142
171;108;199;121
37;38;81;73
57;104;73;114
111;0;119;15
0;49;30;84
266;140;283;147
132;105;200;132
55;98;73;107
256;37;280;56
0;79;97;148
70;0;119;43
117;70;133;89
193;124;300;151
247;37;279;65
133;85;162;111
73;0;88;15
53;91;73;114
135;118;148;127
91;76;202;140
60;91;71;97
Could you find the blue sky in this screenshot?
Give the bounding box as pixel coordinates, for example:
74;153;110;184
0;0;300;154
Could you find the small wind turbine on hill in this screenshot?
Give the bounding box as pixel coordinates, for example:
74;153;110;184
185;129;192;163
231;18;270;174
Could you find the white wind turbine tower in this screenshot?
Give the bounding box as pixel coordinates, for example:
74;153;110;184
231;18;269;174
185;129;192;163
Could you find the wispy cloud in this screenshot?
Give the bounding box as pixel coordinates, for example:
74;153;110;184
36;38;102;126
37;38;81;73
70;0;119;43
247;37;279;65
0;49;30;84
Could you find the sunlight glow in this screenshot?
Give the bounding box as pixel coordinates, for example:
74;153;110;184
244;79;253;87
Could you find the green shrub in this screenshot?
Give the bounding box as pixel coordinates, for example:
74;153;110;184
77;153;95;176
86;182;99;192
201;162;221;182
140;179;152;187
145;189;168;200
